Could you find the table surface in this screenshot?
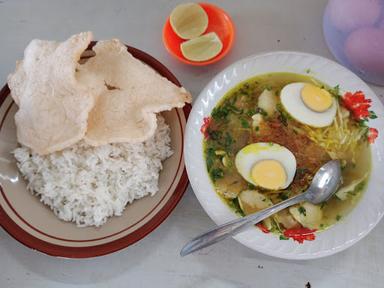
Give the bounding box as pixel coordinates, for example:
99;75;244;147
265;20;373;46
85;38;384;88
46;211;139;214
1;0;383;287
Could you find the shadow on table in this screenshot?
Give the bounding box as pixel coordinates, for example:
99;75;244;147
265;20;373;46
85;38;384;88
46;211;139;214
3;215;171;285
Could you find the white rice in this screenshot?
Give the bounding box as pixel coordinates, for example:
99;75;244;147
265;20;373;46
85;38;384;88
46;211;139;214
13;116;172;227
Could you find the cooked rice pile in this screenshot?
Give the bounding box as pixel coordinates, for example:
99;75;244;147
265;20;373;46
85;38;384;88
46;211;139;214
13;116;172;227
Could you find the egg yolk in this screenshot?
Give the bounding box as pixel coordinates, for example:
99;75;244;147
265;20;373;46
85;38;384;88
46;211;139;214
301;84;333;112
251;160;287;190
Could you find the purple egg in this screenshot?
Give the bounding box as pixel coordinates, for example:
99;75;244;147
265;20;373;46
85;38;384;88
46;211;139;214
345;27;384;74
329;0;382;32
380;18;384;28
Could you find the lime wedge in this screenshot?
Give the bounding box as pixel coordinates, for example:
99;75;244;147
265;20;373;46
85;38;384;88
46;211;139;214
180;32;223;62
170;3;208;40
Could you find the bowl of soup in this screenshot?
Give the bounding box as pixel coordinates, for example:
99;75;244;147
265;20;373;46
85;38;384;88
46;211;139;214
184;51;384;259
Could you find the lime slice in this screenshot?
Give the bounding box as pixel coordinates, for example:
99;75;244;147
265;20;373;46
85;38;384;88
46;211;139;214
180;32;223;62
170;3;208;40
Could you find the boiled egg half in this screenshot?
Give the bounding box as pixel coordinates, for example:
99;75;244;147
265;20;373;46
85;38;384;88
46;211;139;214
280;83;337;127
235;142;296;190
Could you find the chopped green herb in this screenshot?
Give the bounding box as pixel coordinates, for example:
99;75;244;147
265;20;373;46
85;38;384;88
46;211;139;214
356;181;366;191
206;147;216;171
336;215;342;221
279;235;289;240
320;223;324;228
227;104;243;114
369;111;377;119
240;118;250;128
246;109;256;117
276;103;289;117
210;168;224;181
305;68;311;74
224;132;234;151
347;191;356;197
212;97;243;121
208;130;222;141
255;126;260;132
211;106;229;121
255;107;268;117
229;93;239;105
320;202;327;209
278;191;290;201
329;85;341;99
276;103;291;126
347;181;366;197
298;206;307;216
212;97;244;119
268;142;274;146
297;167;309;174
359;119;368;127
247;183;257;190
239;88;250;95
296;167;310;177
270;217;283;234
229;198;245;216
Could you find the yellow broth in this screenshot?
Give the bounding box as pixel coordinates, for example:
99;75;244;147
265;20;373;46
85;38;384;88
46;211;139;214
320;145;370;228
204;72;371;234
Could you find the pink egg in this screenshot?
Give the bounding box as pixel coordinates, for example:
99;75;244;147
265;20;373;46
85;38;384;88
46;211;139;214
329;0;382;32
345;27;384;74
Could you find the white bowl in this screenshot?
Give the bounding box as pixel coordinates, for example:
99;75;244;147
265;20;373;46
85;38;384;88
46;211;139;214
184;51;384;260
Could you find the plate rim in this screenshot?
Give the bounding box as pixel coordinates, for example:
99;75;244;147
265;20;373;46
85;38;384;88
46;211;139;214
0;44;191;258
184;50;384;260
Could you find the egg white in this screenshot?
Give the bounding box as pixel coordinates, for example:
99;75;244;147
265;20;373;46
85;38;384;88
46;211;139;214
280;82;337;128
235;142;297;189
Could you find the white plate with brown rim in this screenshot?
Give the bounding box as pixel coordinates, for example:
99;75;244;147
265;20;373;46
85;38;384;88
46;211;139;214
0;43;191;258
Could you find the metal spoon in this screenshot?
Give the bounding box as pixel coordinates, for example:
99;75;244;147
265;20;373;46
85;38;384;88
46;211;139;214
180;160;342;257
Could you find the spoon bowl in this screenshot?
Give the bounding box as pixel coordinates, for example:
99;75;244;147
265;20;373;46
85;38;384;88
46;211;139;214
304;160;342;204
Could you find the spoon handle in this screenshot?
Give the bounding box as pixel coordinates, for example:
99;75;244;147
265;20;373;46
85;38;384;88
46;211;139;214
180;193;307;256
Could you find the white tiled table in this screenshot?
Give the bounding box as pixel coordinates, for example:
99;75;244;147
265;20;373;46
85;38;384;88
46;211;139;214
1;1;383;287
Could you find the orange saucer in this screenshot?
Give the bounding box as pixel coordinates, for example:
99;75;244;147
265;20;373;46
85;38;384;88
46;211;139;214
163;3;235;66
